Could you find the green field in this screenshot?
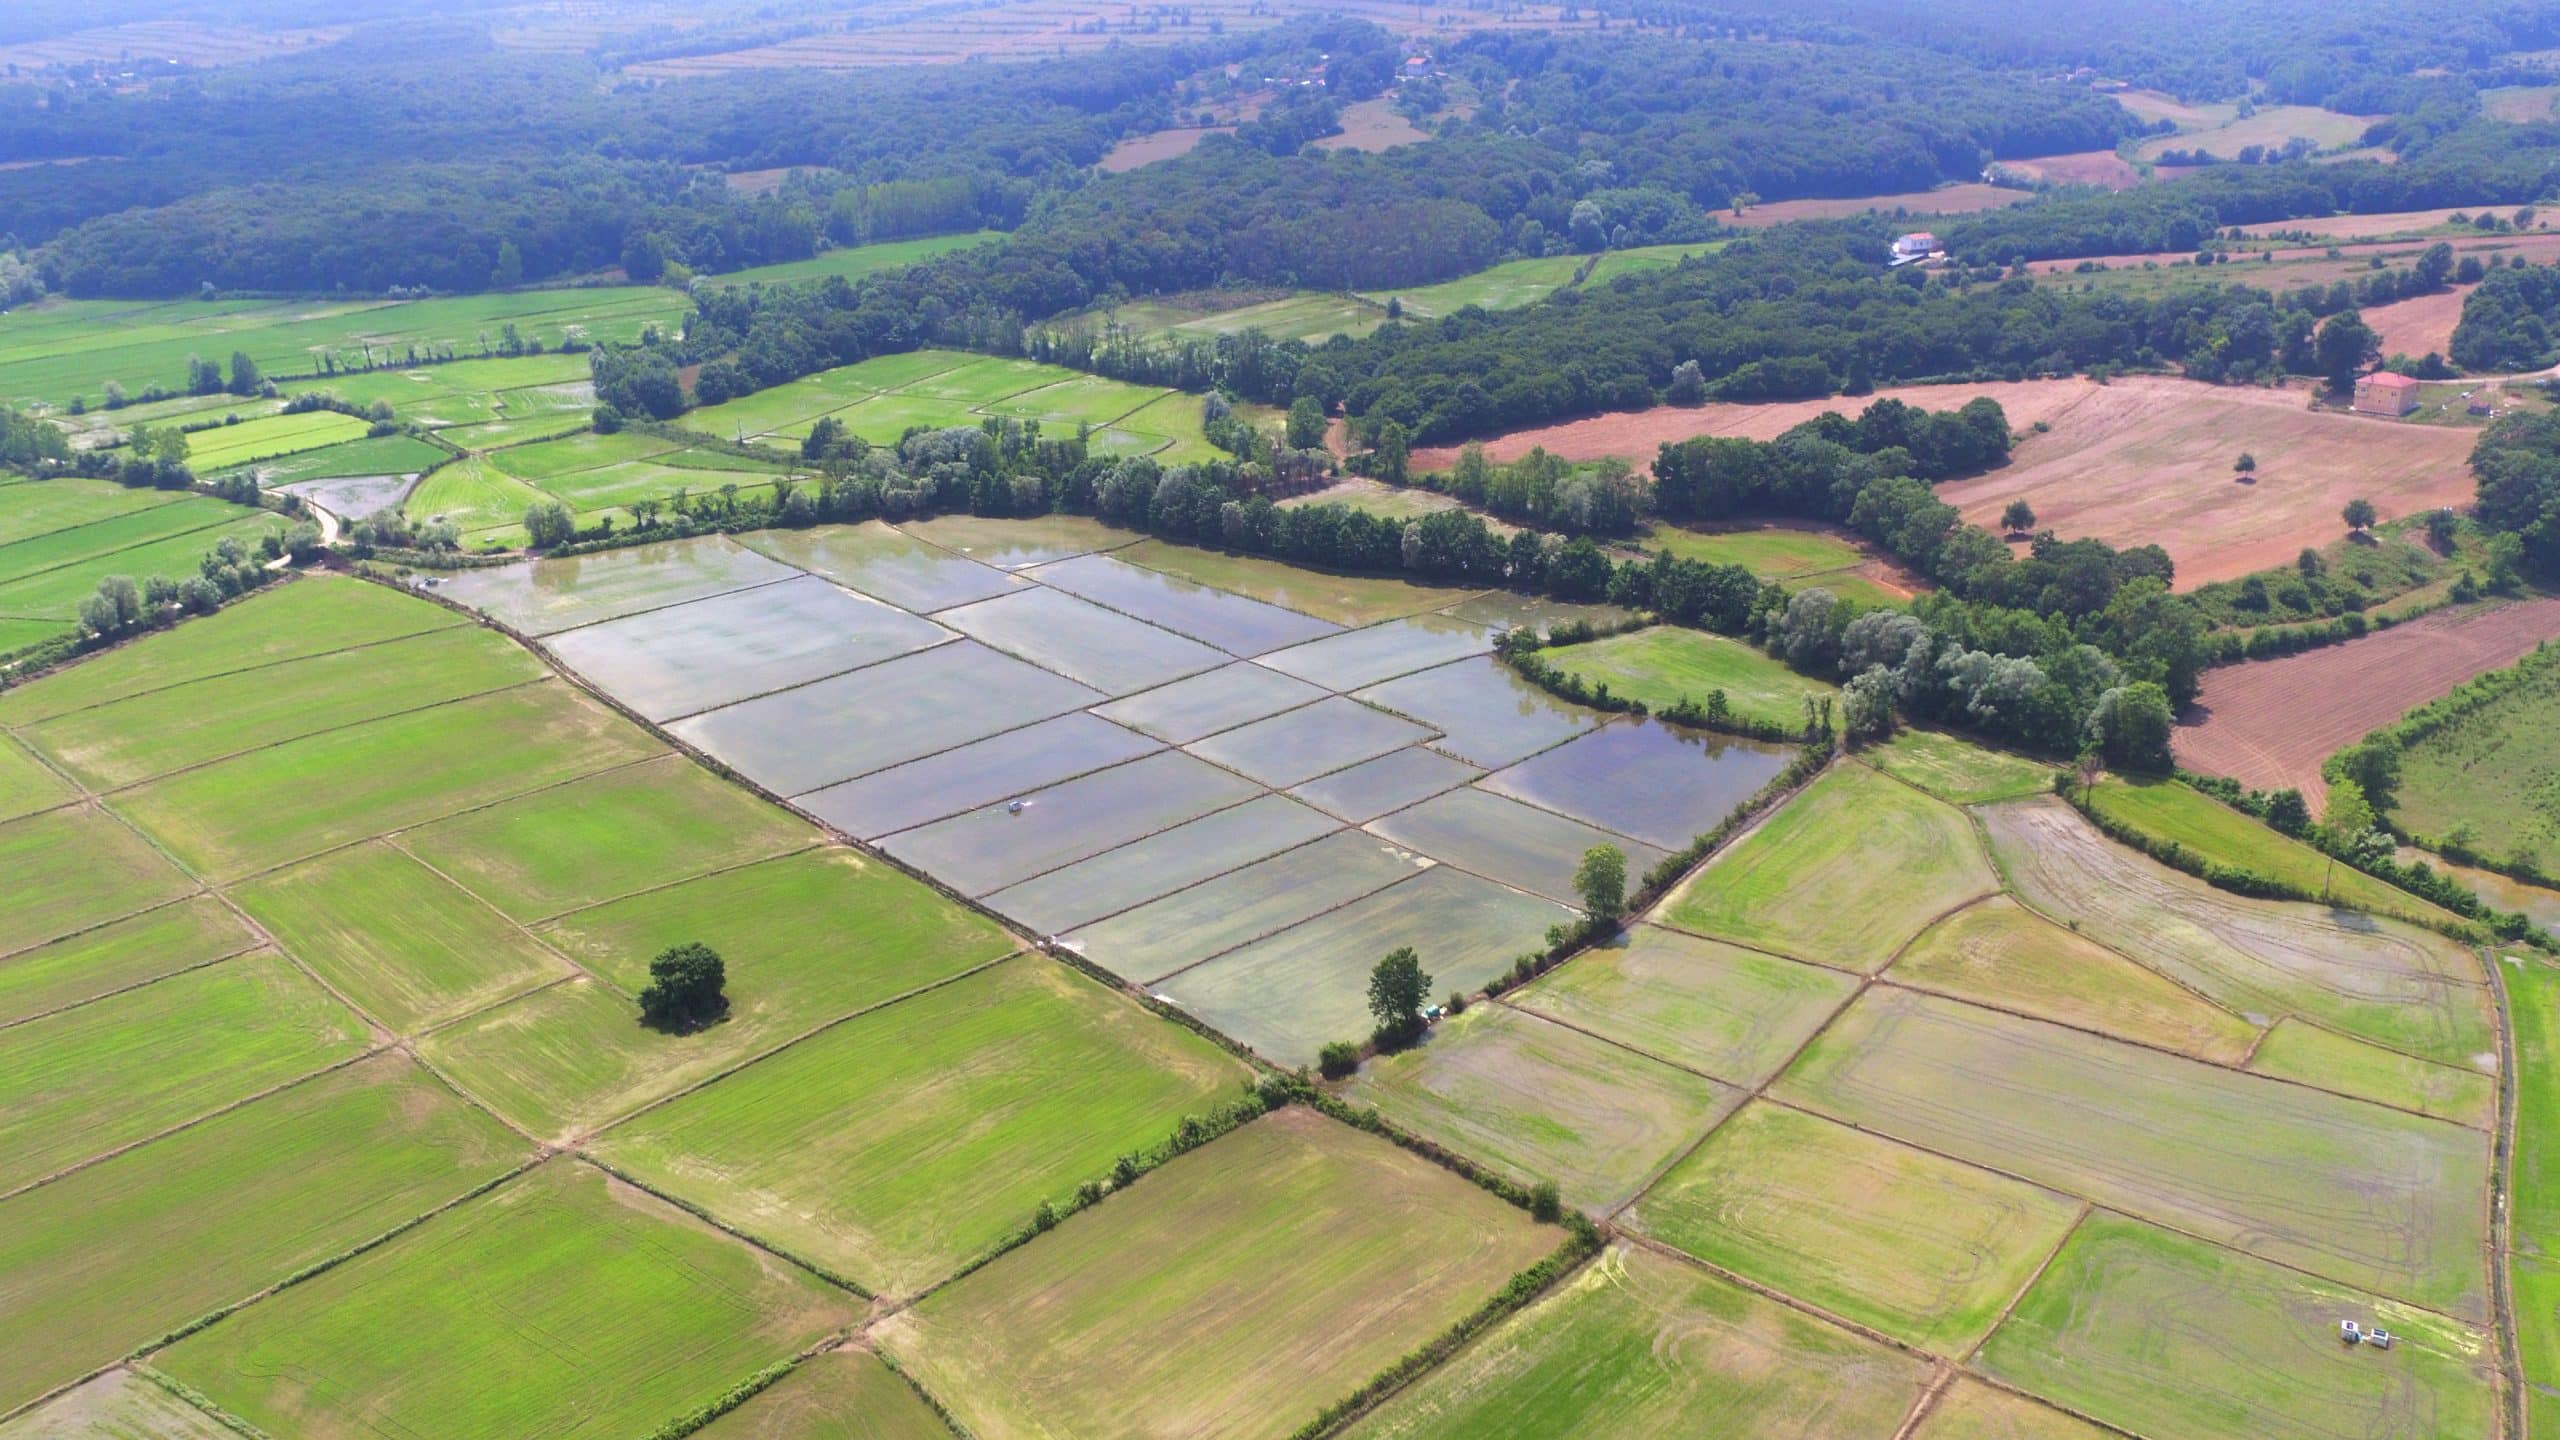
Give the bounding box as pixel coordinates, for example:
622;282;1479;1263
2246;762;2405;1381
158;1159;859;1440
2509;957;2560;1436
689;1350;954;1440
1891;896;2259;1062
0;477;182;548
0;804;195;956
1349;1240;1927;1438
19;624;543;790
1664;761;1995;971
0;1054;525;1414
1538;626;1838;731
0;490;282;627
703;231;1003;289
1630;1101;2080;1352
1347;1003;1740;1211
2247;1018;2496;1127
1513;923;1858;1083
0;731;72;823
247;432;452;484
0;288;688;408
487;429;684;481
0;895;254;1026
404;455;553;534
400;753;815;921
877;1107;1557;1439
1979;1213;2495;1440
1643;524;1870;578
2086;775;2453;925
2390;644;2560;863
109;680;663;881
0;951;370;1192
233;841;572;1034
1861;729;2056;804
181;410;373;473
598;957;1248;1294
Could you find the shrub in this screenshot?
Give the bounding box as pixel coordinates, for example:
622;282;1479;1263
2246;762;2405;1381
1318;1041;1361;1080
1529;1180;1562;1223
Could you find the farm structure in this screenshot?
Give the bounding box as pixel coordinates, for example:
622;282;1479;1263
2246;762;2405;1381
2355;371;2423;417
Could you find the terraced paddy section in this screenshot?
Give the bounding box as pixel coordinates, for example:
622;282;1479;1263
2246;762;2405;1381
1982;797;2494;1068
800;713;1163;841
180;410;372;472
1861;729;2056;804
435;536;802;637
1062;829;1428;983
875;1107;1557;1440
879;750;1264;897
981;793;1340;936
1115;540;1480;627
157;1160;860;1440
1478;718;1792;850
1369;786;1669;906
1513;923;1858;1083
1260;612;1497;691
1348;1005;1742;1212
740;521;1025;612
108;678;665;883
686;1350;953;1440
1027;551;1342;656
1888;895;2261;1063
232;842;571;1035
1158;866;1574;1065
595;958;1250;1296
541;573;955;722
1630;1101;2080;1353
1092;661;1327;744
1288;745;1484;823
1978;1213;2496;1440
1353;654;1602;768
1347;1240;1929;1439
0;895;256;1026
0;951;374;1194
1776;986;2490;1316
1536;625;1841;732
1661;761;1996;972
1185;694;1431;787
939;585;1229;696
0;1055;525;1414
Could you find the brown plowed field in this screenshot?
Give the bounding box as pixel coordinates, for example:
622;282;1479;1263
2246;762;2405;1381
1415;374;2472;590
2174;596;2560;807
2364;285;2473;360
1723;183;2029;227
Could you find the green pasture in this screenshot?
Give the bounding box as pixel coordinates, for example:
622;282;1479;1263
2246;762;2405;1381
0;951;369;1193
1980;1213;2495;1440
1151;291;1389;343
0;576;458;725
599;957;1247;1294
2132;101;2376;161
1515;923;1858;1083
159;1159;859;1440
1349;1004;1740;1212
0;288;686;408
1366;243;1720;320
2247;1019;2496;1126
1348;1240;1926;1438
2086;775;2453;925
1664;761;1993;971
235;842;571;1034
0;896;254;1026
690;1350;954;1440
1891;896;2259;1063
0;731;72;823
22;624;542;790
1860;729;2055;804
0;492;253;588
2391;645;2560;862
1632;1101;2079;1352
405;457;550;533
702;231;1003;289
878;1107;1555;1439
0;804;195;956
487;428;683;481
1538;626;1836;731
248;432;451;484
0;477;182;549
110;680;663;881
0;1054;524;1415
1644;524;1868;579
402;754;813;921
184;410;372;472
1779;986;2489;1315
2508;957;2560;1436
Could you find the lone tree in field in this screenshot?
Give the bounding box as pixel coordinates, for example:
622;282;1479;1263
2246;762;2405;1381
1367;946;1433;1048
2234;452;2256;473
639;942;728;1031
1575;844;1627;922
2342;497;2378;536
1999;499;2035;535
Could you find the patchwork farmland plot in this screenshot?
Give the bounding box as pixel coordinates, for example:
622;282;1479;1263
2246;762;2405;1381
1538;625;1838;732
1514;923;1857;1082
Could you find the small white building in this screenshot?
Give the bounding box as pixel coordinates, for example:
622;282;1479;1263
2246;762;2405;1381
1889;232;1940;265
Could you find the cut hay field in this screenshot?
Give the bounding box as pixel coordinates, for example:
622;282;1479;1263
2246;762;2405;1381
2173;596;2560;806
1364;242;1717;320
2386;643;2560;862
875;1107;1559;1439
2084;774;2454;925
1861;729;2055;804
701;231;1003;289
2130;102;2378;162
1536;625;1839;731
1723;182;2029;227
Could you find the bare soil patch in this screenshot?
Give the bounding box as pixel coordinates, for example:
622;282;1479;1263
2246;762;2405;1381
2174;596;2560;805
1098;126;1233;172
1724;182;2027;228
2363;285;2472;360
1991;151;2148;189
1310;97;1430;152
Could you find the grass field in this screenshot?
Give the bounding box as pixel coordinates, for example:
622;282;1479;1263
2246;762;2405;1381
158;1159;860;1440
182;410;372;473
1979;1213;2495;1440
1861;729;2055;804
702;231;1003;289
2247;1018;2496;1126
2507;957;2560;1436
876;1107;1556;1439
597;957;1247;1294
2130;101;2377;162
0;731;71;824
1365;243;1719;320
1914;1380;2116;1439
0;1054;524;1414
1890;896;2259;1062
1537;626;1837;731
1663;762;1994;971
1347;1003;1740;1211
2085;775;2453;925
0;895;254;1026
2389;644;2560;863
1631;1100;2080;1352
1643;524;1868;578
1349;1241;1927;1438
0;951;371;1193
1778;986;2489;1315
1513;923;1856;1083
689;1350;953;1440
232;841;572;1034
0;803;195;956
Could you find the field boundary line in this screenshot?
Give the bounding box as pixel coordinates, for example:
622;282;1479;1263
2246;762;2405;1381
0;935;266;1033
1963;1201;2093;1366
0;506;257;588
1136;866;1432;988
2483;946;2529;1440
130;1365;271;1439
576;1151;874;1298
1888;1364;1958;1440
517;563;808;641
509;835;830;931
0;604;466;726
1616;1228;1938;1359
1007;822;1362;941
381;833;619;994
639;631;972;726
0;887;216;968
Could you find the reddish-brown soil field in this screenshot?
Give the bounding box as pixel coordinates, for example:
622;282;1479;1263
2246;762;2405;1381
2174;597;2560;806
1724;183;2028;228
2363;285;2474;361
